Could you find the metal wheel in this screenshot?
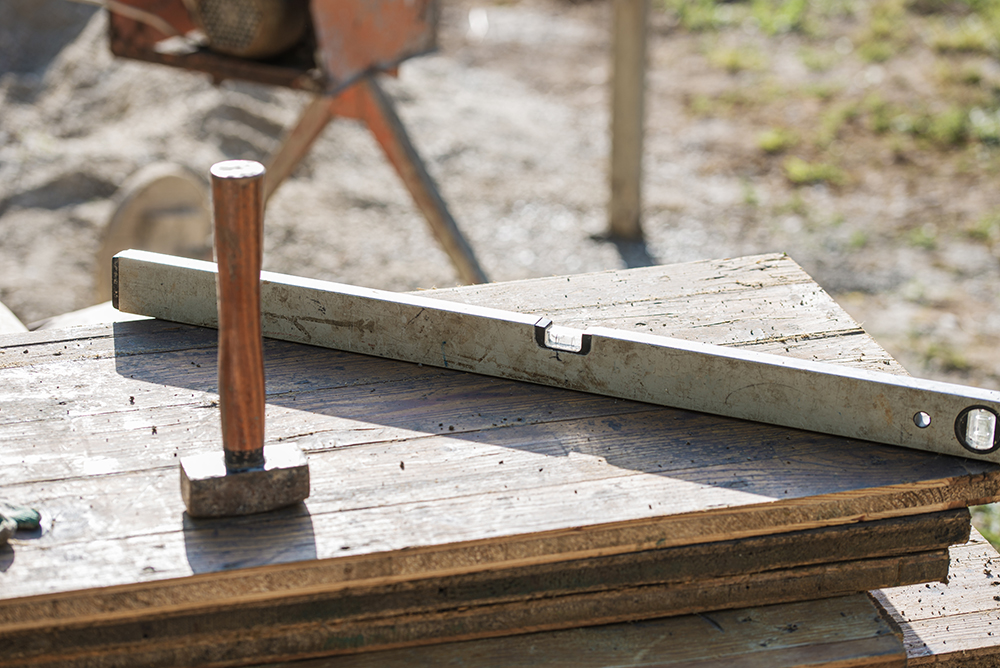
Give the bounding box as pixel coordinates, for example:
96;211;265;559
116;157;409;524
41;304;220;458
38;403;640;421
94;163;212;304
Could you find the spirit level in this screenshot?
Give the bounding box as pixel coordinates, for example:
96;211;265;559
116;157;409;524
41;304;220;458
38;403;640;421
114;250;1000;463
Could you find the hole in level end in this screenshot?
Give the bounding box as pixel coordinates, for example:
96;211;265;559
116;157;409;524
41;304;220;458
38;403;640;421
913;411;931;429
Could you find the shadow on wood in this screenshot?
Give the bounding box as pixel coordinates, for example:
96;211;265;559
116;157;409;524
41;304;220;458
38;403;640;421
183;504;316;574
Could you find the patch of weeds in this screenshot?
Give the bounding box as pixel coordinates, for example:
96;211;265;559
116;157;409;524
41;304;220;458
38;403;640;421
751;0;811;35
887;108;961;146
798;46;839;71
707;44;767;73
858;40;897;62
776;191;810;216
783;157;847;185
719;87;770;107
969;107;1000;143
922;339;971;372
937;60;986;86
817;101;860;146
756;127;798;153
804;81;841;100
929;16;997;54
688;94;718;117
856;0;910;62
810;0;858;20
927;106;969;145
848;229;869;248
906;222;938;249
966;209;1000;242
864;94;894;133
971;504;1000;551
659;0;723;31
741;179;760;206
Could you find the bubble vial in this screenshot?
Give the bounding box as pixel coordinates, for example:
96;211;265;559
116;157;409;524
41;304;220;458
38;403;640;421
965;408;997;451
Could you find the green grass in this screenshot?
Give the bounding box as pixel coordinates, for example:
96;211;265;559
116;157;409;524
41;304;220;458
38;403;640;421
972;504;1000;549
970;107;1000;143
756;127;798;153
817;101;860;146
783;157;847;185
966;210;1000;242
665;0;1000;194
798;47;839;71
927;106;969;145
922;340;971;371
707;44;767;72
906;223;939;249
856;0;911;61
929;16;998;54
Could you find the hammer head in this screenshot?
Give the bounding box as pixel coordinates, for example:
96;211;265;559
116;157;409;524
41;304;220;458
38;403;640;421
180;443;310;518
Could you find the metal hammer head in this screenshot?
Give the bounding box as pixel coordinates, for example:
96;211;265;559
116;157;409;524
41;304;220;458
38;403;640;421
180;443;310;518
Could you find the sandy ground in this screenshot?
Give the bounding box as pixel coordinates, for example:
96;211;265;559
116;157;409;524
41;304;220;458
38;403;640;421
3;0;1000;391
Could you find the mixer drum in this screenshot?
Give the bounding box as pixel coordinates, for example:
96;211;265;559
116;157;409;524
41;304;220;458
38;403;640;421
183;0;310;59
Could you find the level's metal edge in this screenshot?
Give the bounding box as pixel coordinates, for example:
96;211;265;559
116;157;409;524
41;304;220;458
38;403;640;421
113;250;1000;463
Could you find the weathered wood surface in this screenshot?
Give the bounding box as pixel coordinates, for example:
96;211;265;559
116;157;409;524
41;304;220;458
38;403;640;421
0;513;963;666
874;527;1000;666
0;551;945;667
1;254;997;659
254;594;906;668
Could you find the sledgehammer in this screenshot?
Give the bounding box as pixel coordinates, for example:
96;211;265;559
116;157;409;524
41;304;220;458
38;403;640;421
179;160;309;518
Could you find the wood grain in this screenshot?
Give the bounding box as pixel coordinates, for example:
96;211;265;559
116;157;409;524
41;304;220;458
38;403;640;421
250;595;905;668
873;527;1000;666
3;550;940;667
210;160;266;465
0;510;968;632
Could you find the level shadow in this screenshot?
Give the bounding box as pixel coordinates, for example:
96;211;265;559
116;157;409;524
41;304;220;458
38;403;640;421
111;319;998;529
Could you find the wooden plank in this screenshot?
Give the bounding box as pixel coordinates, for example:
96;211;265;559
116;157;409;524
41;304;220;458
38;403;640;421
0;509;968;631
3;550;939;667
1;338;993;601
245;595;908;668
872;527;1000;666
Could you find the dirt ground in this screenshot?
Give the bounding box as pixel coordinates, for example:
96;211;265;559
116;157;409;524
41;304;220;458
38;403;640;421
3;0;1000;393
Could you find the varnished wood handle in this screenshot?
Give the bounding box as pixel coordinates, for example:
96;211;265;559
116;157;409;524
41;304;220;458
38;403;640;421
211;160;266;471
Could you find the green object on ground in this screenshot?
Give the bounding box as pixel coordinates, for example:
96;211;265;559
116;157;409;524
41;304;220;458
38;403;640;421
1;503;41;530
0;503;41;547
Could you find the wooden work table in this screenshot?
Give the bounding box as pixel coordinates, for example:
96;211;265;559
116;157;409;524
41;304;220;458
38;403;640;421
2;253;999;666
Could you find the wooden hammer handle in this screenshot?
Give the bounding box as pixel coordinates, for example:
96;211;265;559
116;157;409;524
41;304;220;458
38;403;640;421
211;160;266;471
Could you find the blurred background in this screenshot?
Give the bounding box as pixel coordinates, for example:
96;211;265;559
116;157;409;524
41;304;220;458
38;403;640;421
2;0;1000;539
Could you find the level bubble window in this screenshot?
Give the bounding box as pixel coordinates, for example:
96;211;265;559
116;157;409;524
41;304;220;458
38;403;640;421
544;326;585;353
966;408;996;451
955;406;1000;454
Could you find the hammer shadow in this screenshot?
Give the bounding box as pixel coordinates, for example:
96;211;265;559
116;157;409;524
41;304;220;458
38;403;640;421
0;545;12;573
183;503;316;574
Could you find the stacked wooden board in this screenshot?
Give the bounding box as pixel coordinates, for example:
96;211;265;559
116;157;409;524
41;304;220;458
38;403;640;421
2;254;997;666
